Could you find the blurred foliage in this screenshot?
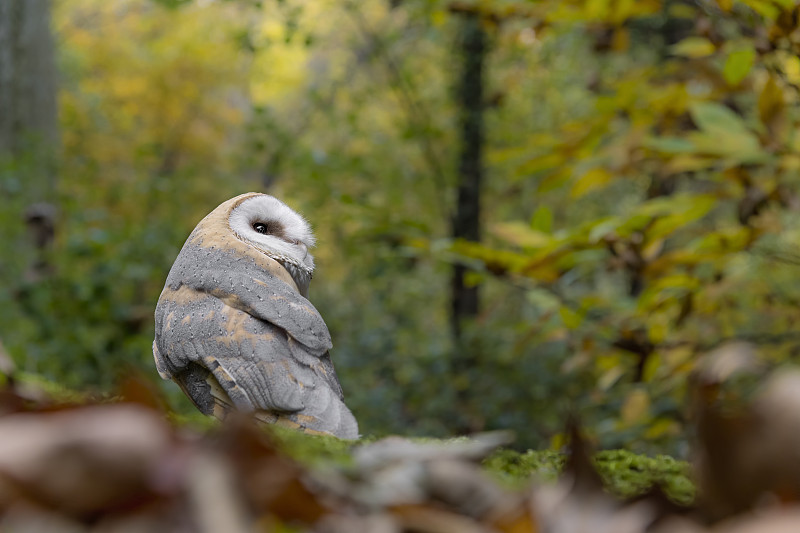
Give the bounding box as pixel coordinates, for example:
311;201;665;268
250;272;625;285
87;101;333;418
4;0;800;455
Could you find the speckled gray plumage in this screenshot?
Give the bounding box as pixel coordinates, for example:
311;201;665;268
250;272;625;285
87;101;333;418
153;193;358;439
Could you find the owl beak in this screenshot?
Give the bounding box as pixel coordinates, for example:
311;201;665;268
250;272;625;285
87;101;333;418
281;237;309;260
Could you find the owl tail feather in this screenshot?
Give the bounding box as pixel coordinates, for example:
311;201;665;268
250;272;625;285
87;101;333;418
204;372;349;438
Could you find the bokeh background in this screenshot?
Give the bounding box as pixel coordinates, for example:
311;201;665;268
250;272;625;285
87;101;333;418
3;0;800;455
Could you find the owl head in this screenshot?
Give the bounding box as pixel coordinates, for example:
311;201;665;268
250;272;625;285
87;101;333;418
227;194;316;288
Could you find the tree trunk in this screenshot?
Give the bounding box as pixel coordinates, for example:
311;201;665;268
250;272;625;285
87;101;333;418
0;0;59;281
451;13;485;341
0;0;59;199
450;12;486;432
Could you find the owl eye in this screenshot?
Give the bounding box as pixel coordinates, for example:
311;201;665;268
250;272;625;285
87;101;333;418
252;222;269;234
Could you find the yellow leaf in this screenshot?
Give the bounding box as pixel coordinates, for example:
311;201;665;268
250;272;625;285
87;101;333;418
663;346;693;371
464;271;483;288
431;9;447;27
612;28;630;51
641;238;664;261
670;37;715;58
668;3;698;18
759;75;785;133
559;306;583;330
642;351;661;382
550;432;568;451
519;152;563;174
648;321;668;344
665;154;715;173
645;418;680;439
521;263;562;283
781;155;800;170
570;167;613;198
613;0;635;23
621;389;650;425
783;54;800;85
585;0;611;20
717;0;733;11
597;353;623;372
598;366;625;390
651;274;701;290
491;222;553;248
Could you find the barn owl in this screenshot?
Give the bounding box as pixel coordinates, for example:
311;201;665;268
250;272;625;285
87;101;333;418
153;193;358;439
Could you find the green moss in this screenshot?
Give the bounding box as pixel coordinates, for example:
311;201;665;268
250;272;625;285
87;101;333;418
594;450;695;504
266;425;359;467
483;448;695;505
14;371;95;404
483;448;566;485
165;410;220;431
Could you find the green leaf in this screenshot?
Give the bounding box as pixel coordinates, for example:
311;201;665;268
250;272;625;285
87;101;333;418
688;102;766;163
519;152;563;174
150;0;192;8
650;274;701;291
646;194;716;240
740;0;780;19
587;217;622;243
642;136;696;154
723;46;756;85
530;206;553;233
690;101;749;135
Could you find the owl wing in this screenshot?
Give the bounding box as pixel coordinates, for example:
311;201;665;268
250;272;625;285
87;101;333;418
191;268;332;355
155;286;313;414
201;269;349;402
155;266;347;412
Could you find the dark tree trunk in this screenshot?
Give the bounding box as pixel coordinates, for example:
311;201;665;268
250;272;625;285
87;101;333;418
451;13;485;342
450;12;486;432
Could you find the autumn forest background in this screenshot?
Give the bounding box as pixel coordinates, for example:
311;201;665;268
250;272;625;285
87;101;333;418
3;0;800;457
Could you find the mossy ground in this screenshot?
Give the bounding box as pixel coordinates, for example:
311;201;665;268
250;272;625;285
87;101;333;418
264;428;696;505
484;447;695;505
9;372;696;503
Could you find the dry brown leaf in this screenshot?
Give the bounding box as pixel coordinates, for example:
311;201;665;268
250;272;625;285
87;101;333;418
528;422;663;533
648;515;708;533
0;404;179;518
693;346;800;519
116;371;169;413
714;508;800;533
533;484;658;533
186;451;251;533
316;513;399;533
0;501;85;533
216;416;330;524
426;459;522;520
391;503;490;533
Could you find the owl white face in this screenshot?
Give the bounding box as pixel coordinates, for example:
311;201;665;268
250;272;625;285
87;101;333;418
228;195;316;274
